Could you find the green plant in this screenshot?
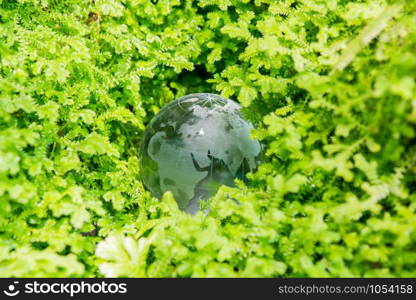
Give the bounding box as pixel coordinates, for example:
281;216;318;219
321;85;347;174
0;0;415;277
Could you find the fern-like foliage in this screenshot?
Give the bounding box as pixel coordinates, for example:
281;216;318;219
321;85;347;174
0;0;415;277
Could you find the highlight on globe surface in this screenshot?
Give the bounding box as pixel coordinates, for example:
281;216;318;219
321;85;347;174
0;0;415;280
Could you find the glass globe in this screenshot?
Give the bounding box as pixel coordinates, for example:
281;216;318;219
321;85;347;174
139;93;261;214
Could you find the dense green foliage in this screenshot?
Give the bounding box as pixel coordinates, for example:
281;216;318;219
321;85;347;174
0;0;415;277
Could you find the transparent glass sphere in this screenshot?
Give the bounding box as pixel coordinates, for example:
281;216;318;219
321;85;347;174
139;93;261;214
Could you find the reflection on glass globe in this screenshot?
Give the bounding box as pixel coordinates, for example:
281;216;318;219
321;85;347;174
139;93;261;214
